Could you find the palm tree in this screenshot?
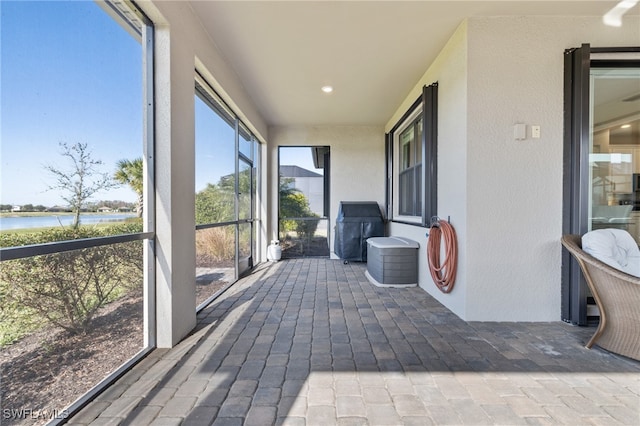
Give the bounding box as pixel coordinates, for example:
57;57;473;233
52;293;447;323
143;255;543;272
114;158;143;217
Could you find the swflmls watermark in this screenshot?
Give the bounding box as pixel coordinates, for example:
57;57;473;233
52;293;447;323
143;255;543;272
2;408;70;421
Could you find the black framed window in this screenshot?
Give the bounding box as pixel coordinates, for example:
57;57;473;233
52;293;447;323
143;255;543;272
387;82;438;226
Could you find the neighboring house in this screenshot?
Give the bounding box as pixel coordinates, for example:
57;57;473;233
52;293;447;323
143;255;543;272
97;206;113;213
11;205;21;212
279;165;324;216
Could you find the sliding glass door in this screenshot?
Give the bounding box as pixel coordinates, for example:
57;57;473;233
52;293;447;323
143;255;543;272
194;76;259;309
563;45;640;325
589;67;640;242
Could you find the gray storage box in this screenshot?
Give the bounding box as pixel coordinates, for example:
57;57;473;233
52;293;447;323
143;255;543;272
365;237;419;287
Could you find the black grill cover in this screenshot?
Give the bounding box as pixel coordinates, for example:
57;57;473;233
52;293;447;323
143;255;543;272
334;201;385;261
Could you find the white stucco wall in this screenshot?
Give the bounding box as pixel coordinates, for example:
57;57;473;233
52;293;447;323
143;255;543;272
140;1;268;347
291;176;324;216
464;16;640;321
268;126;385;257
387;22;469;318
387;16;640;321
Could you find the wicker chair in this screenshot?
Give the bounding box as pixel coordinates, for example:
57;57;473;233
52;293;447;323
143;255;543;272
561;234;640;361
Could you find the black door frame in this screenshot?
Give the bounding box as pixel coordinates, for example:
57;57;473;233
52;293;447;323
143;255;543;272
562;45;640;325
277;146;331;258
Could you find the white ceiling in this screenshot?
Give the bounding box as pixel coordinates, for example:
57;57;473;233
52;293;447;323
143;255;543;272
190;1;635;127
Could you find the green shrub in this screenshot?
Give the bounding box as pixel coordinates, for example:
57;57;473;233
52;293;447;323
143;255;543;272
279;190;320;242
195;184;234;225
0;223;143;341
297;215;320;242
196;227;235;266
0;220;143;247
0;283;40;346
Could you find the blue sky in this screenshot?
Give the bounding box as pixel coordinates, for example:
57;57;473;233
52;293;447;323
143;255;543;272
195;96;236;193
194;97;322;192
279;146;323;176
1;0;142;206
1;1;321;207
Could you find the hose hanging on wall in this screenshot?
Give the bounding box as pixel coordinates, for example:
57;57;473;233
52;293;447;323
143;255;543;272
427;218;458;293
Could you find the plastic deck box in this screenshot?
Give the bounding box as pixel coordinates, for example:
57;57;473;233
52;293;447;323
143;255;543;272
365;236;419;287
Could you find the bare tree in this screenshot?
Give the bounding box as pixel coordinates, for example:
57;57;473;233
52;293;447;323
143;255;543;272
45;142;116;229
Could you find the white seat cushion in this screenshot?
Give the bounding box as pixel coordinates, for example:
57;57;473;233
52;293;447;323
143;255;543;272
582;229;640;278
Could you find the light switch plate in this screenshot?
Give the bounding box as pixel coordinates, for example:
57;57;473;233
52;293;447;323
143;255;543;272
532;125;541;138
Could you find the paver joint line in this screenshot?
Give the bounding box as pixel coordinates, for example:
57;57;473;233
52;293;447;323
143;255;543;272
67;259;639;425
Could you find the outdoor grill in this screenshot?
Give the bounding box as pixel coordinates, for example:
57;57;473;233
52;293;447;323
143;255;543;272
334;201;385;261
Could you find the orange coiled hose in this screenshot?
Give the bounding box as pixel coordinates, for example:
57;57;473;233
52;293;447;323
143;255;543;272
427;219;458;293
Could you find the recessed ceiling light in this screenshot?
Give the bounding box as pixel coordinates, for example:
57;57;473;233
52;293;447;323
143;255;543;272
621;124;632;129
321;85;333;93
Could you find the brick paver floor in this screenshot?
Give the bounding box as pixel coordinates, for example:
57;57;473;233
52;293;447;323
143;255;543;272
69;259;640;425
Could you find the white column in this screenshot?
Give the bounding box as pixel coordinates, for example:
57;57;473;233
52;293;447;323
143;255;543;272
154;25;196;348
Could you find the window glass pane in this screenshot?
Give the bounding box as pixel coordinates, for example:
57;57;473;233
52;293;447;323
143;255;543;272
1;5;152;419
399;170;413;215
416;118;423;165
239;222;251;263
1;1;144;234
195;226;236;306
398;118;422;216
239;159;252;220
252;154;258;211
195;81;235;128
416;164;423;216
239;123;253;160
0;241;143;417
589;67;640;244
0;0;151;416
400;126;413;170
195;94;236;225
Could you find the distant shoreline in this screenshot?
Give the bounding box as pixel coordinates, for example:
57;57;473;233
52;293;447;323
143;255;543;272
0;212;74;218
0;212;138;233
0;212;133;218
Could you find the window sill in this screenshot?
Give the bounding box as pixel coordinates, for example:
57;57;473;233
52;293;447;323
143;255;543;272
391;216;426;227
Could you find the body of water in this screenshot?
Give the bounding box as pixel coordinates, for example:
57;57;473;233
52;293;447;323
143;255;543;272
0;213;137;231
